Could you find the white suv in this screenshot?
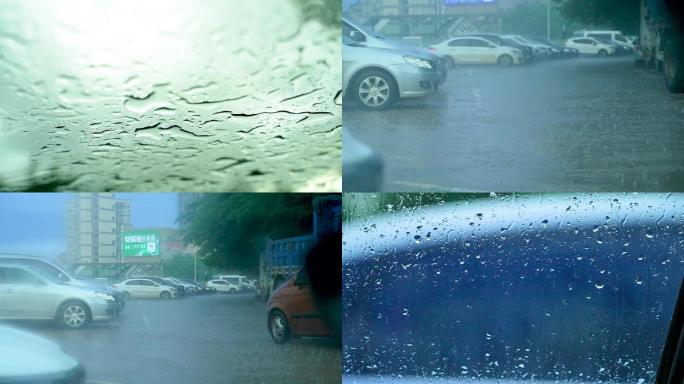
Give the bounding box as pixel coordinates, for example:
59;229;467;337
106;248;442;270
565;37;616;57
573;30;634;50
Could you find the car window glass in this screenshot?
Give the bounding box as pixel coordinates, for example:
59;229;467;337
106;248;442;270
448;39;467;47
1;267;37;284
126;280;139;285
469;39;490;48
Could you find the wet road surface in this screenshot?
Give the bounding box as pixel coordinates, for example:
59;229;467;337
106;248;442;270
5;294;340;384
344;57;684;191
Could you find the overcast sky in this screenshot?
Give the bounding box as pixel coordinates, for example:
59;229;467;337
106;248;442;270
0;193;179;258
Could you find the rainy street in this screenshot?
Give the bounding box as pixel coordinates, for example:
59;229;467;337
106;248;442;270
8;294;340;384
344;57;684;192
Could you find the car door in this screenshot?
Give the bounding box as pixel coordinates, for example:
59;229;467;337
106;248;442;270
468;38;496;64
286;270;330;336
140;280;159;297
446;38;469;64
0;266;55;319
125;280;143;297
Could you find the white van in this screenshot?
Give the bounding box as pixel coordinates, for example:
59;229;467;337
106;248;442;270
573;30;634;50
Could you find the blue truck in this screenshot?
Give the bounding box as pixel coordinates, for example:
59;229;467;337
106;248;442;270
638;0;684;92
257;195;341;300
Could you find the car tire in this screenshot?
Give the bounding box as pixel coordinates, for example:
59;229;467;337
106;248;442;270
664;38;684;93
268;310;290;344
445;56;455;70
498;54;513;67
57;301;91;329
352;69;397;111
598;49;608;57
160;291;171;299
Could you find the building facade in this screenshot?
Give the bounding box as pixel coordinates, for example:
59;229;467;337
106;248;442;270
65;193;132;277
346;0;503;44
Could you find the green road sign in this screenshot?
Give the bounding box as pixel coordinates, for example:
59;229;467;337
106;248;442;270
122;230;160;257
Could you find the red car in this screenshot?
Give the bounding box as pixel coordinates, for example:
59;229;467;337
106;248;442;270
266;268;332;343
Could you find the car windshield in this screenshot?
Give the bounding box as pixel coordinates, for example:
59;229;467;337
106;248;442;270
343;193;684;382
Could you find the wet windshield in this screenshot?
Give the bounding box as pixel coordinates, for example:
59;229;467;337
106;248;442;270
0;0;341;192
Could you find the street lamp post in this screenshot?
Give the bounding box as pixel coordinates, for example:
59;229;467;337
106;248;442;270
194;252;197;281
547;0;551;40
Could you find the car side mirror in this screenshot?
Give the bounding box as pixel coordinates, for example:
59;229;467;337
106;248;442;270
350;30;366;43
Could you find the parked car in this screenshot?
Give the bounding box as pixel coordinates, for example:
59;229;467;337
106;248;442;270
565;37;616;56
592;36;632;55
181;279;207;293
113;278;178;299
0;263;118;329
528;36;580;58
573;30;634;51
0;254;126;314
266;268;333;343
502;34;553;58
167;277;198;294
206;279;241;293
0;324;86;383
139;276;185;296
430;36;524;67
462;33;535;63
213;274;251;292
343;20;443;110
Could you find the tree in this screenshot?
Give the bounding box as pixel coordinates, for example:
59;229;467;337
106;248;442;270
555;0;640;34
181;194;317;273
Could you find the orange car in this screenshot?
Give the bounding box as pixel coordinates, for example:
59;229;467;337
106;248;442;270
266;268;332;343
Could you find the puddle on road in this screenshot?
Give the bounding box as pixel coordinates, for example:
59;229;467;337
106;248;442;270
0;0;341;191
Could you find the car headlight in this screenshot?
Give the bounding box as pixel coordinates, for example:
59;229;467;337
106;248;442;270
95;292;115;301
403;56;432;70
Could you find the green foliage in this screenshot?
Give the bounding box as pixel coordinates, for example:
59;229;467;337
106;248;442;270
292;0;341;28
161;254;210;280
555;0;640;34
181;194;316;273
501;1;581;40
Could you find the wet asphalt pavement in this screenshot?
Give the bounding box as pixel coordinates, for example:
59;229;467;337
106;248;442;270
344;57;684;192
6;294;340;384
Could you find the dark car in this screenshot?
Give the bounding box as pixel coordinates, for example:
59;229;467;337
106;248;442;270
594;37;632;55
140;276;185;296
344;194;684;382
529;36;580;58
464;33;535;63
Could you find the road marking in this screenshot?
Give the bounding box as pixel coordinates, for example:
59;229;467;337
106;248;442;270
387;180;484;192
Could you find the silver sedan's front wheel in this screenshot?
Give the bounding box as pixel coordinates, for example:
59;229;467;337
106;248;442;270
354;70;397;111
58;301;90;329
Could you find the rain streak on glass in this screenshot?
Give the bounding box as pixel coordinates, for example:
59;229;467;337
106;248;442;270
0;0;341;191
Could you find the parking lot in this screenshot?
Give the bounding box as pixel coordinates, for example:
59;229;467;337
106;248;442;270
344;56;684;191
4;293;340;384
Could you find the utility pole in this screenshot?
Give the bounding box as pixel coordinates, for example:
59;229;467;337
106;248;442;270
194;252;197;281
547;0;551;40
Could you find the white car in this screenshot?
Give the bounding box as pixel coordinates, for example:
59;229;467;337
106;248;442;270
430;36;524;67
206;279;241;293
502;34;552;57
565;37;616;56
0;324;85;382
573;30;634;50
113;278;178;299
